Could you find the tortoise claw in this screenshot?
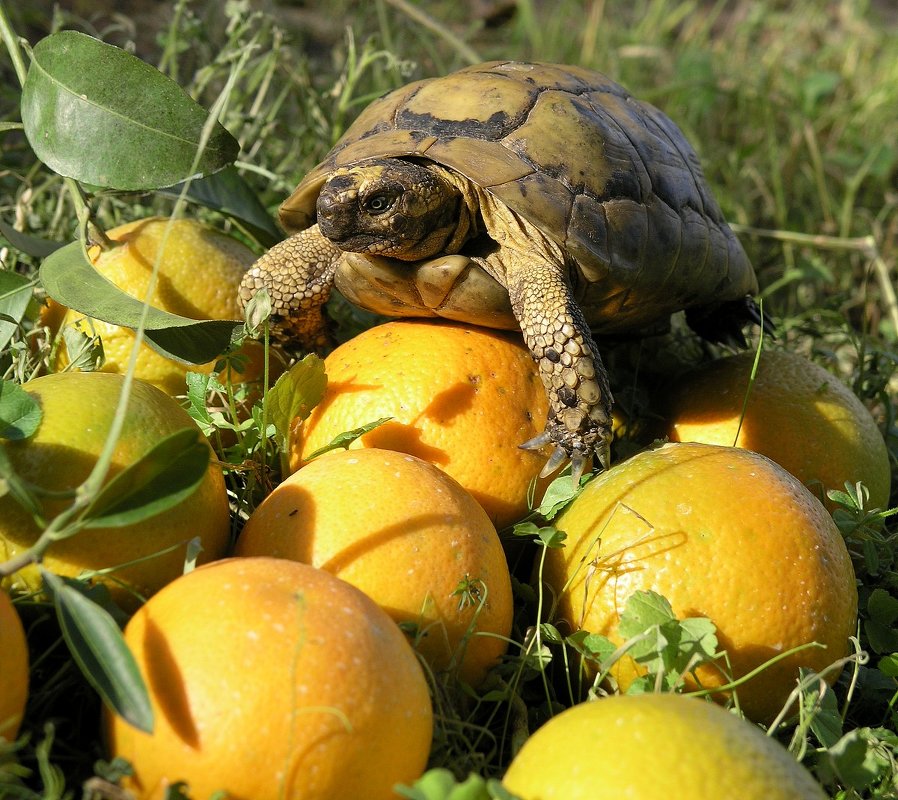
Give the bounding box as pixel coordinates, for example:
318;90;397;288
570;451;588;485
539;445;569;479
520;430;554;451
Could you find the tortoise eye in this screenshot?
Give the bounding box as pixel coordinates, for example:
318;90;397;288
363;193;393;214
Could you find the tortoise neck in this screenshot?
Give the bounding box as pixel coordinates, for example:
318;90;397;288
427;164;481;255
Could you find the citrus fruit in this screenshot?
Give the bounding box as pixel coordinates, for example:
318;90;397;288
49;216;282;397
106;556;433;800
289;319;551;528
502;693;827;799
0;590;29;742
235;448;513;686
542;441;857;723
0;372;230;608
663;349;891;509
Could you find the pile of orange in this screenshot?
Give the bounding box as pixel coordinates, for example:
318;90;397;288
13;209;895;800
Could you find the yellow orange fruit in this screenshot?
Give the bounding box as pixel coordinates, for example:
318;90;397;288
663;349;891;509
0;590;29;741
235;448;512;686
502;693;827;799
106;557;433;800
542;441;857;723
0;372;230;608
50;217;281;397
289;320;551;528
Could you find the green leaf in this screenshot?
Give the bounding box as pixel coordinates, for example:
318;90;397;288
0;219;64;258
566;629;616;665
83;428;210;528
824;729;887;791
264;353;327;449
877;654;898;677
42;570;154;733
617;591;717;679
161;166;281;247
40;241;242;365
395;769;522;800
303;417;393;461
618;590;676;638
0;379;42;441
0;271;35;352
537;472;583;519
510;521;566;548
804;675;843;748
21;31;238;190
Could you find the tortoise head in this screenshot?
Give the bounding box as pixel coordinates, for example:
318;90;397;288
316;159;463;260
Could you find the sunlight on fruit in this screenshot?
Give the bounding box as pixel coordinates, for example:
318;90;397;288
0;372;231;609
47;217;280;397
663;349;891;510
542;441;858;723
290;319;552;529
235;448;513;687
502;694;828;799
106;557;433;800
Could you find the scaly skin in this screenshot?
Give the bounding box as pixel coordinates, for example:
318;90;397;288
472;192;613;474
238;225;340;351
238;159;614;476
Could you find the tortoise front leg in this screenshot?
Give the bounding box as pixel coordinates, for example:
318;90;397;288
506;259;614;480
238;224;342;352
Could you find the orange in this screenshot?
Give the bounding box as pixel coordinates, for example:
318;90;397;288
0;372;230;609
502;693;827;799
235;448;512;686
106;557;433;800
663;349;891;509
49;217;283;397
289;320;551;528
0;590;29;742
542;441;857;723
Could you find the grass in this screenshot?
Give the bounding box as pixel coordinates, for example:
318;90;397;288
1;0;897;797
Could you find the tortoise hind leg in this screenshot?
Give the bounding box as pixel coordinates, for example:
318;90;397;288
685;296;776;349
238;224;342;352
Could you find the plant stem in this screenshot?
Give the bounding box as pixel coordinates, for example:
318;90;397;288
0;2;28;87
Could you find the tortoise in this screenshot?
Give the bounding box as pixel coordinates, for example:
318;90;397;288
239;60;761;479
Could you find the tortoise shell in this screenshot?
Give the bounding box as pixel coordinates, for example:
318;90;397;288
279;60;756;333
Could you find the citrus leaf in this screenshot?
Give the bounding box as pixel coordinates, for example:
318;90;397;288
0;218;64;258
21;31;238;190
161;166;281;247
265;354;327;448
83;427;210;528
0;379;42;441
39;240;242;364
42;570;154;733
0;271;35;351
